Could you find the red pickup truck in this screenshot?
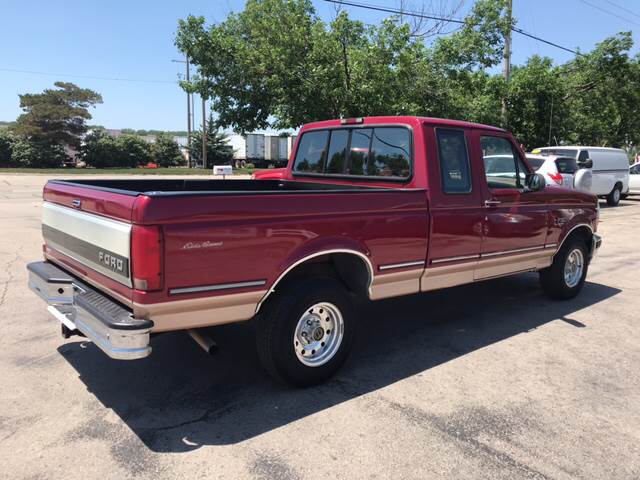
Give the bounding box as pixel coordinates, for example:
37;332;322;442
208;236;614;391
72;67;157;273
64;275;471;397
27;116;601;386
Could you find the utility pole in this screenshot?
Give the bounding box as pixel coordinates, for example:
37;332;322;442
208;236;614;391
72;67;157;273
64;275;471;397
172;56;192;168
202;95;207;169
501;0;513;128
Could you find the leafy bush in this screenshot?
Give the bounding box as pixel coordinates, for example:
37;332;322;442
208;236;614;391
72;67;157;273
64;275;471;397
10;137;66;168
151;133;184;167
82;130;152;168
0;129;16;167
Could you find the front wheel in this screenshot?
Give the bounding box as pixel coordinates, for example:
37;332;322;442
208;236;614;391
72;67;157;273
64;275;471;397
539;237;589;300
255;277;355;387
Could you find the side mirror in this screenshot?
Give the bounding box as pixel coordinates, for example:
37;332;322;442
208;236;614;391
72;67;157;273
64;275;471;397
579;159;593;169
525;172;546;192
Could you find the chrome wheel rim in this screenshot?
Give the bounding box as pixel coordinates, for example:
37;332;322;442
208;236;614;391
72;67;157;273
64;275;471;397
613;188;621;203
293;302;344;367
564;248;584;288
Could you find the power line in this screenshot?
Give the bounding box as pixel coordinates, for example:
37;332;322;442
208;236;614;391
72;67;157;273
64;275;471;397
579;0;640;26
0;67;178;84
324;0;582;55
325;0;465;24
602;0;640;19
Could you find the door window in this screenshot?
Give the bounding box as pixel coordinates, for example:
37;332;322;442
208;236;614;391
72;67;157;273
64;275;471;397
481;136;529;189
436;129;472;193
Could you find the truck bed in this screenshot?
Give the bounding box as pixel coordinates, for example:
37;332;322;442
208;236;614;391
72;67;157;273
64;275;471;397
47;178;397;196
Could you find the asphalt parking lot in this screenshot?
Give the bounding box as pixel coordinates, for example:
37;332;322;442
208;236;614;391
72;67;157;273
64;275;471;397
1;174;639;480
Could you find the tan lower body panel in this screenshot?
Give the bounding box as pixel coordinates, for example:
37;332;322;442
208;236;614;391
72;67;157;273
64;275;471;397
370;268;422;300
473;249;553;280
420;248;554;292
135;290;268;332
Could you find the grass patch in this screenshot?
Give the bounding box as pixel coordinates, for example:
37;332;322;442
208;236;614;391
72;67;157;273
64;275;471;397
0;167;257;175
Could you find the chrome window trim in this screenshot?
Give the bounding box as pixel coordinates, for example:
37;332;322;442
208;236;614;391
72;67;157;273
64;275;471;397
170;280;267;295
379;260;425;271
255;249;374;313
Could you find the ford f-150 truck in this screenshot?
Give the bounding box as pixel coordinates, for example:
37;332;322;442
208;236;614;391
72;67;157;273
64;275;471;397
27;116;601;386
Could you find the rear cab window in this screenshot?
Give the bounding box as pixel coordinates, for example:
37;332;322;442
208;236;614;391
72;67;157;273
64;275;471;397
293;126;412;180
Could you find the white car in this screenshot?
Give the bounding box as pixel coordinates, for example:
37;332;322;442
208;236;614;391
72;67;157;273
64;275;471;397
629;163;640;194
532;146;630;206
526;154;577;188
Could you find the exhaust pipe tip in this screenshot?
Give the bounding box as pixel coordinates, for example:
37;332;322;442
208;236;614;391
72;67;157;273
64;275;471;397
187;329;218;355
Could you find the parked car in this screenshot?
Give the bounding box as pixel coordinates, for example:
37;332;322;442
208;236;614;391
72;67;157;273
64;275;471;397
526;154;578;188
532;146;629;206
27;116;601;387
629;163;640;194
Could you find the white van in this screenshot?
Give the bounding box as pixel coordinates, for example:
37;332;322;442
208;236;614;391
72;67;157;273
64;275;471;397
532;146;630;206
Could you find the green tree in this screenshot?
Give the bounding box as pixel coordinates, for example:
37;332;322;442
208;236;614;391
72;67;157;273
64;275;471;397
562;32;640;147
13;82;102;154
152;133;184;167
189;118;233;167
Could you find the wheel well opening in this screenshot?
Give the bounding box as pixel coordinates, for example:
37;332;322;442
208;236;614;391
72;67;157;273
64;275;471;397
565;225;592;249
262;252;372;309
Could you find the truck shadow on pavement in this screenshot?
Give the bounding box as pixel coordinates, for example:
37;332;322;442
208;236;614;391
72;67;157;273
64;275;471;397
57;273;620;452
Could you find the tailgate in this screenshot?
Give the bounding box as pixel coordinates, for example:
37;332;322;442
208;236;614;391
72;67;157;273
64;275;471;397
42;181;138;292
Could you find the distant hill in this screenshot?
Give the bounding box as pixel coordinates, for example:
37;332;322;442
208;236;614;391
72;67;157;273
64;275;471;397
0;121;14;129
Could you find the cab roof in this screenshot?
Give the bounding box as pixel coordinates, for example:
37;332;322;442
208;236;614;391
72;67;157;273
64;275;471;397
301;116;506;133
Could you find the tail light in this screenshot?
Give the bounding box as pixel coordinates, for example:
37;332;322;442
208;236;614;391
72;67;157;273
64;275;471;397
547;172;563;185
131;225;163;291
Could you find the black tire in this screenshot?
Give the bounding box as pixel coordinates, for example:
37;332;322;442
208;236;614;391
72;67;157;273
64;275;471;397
539;237;589;300
255;277;355;387
606;184;622;206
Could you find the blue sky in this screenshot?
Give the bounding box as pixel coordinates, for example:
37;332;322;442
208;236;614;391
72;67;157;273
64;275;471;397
1;0;638;131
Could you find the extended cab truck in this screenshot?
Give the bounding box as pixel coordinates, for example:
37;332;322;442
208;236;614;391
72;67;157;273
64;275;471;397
27;116;602;386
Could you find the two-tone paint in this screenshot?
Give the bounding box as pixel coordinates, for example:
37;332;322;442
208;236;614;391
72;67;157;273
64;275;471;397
40;116;598;334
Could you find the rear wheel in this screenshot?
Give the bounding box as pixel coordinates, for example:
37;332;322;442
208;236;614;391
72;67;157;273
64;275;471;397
539;237;589;300
255;277;355;387
606;184;622;206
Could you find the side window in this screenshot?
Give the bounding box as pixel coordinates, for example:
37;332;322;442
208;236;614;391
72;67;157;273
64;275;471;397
631;164;640;174
369;128;411;177
555;157;578;174
325;130;349;174
347;129;372;175
292;130;329;173
481;136;528;189
436;129;472;193
578;150;590;162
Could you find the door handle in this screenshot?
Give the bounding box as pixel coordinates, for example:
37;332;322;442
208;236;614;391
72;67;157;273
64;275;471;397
484;199;501;207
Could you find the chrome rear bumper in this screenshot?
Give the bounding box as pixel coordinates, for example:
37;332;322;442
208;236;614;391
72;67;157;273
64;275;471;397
27;261;152;360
